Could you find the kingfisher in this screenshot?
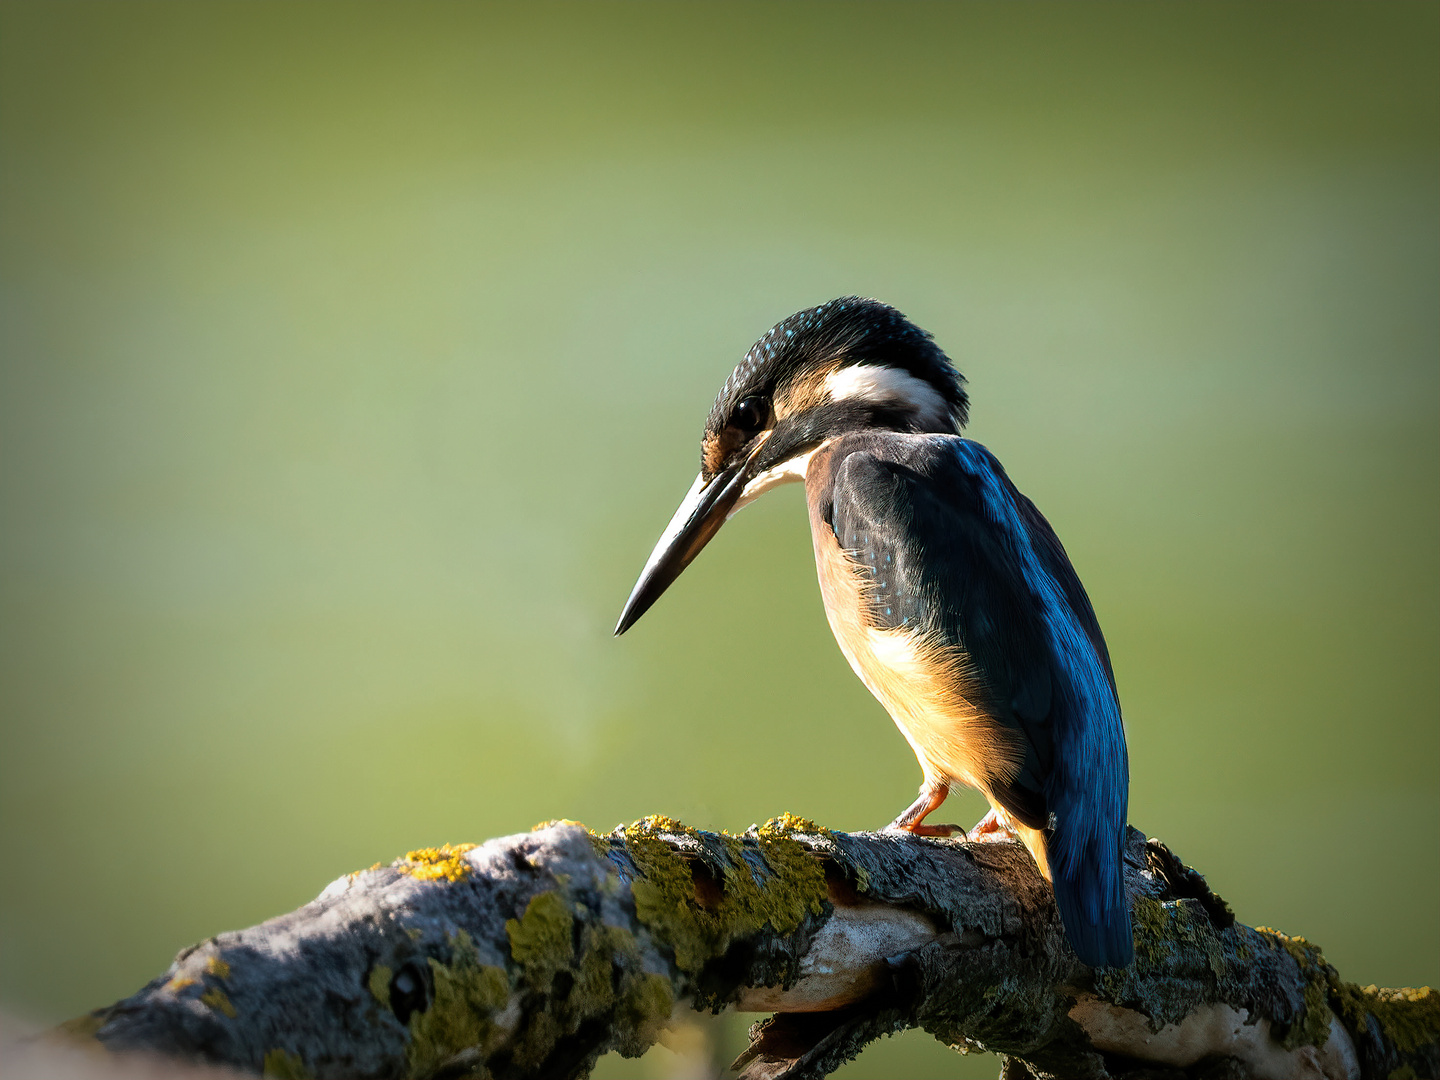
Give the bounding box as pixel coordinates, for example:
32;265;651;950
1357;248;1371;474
614;298;1133;968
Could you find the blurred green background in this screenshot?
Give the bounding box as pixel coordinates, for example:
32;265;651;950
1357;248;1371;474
1;3;1436;1077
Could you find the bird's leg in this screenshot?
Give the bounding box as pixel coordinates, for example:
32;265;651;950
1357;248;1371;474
969;807;1017;842
886;781;966;838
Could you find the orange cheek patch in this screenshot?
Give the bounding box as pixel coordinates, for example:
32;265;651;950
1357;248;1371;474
701;426;749;477
774;366;839;420
701;432;725;477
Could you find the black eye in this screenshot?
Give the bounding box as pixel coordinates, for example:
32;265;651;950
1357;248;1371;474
731;397;768;433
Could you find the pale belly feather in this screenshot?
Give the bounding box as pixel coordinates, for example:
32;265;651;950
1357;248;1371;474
807;517;1026;799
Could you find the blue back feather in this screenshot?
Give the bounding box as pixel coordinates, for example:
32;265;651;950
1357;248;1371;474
952;441;1133;968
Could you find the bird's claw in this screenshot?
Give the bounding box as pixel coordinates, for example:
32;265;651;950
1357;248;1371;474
968;809;1017;842
912;822;967;838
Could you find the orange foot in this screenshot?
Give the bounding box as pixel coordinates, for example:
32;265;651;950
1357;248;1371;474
969;808;1018;842
885;782;967;839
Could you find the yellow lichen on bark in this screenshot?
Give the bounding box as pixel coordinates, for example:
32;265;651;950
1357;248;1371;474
397;843;478;883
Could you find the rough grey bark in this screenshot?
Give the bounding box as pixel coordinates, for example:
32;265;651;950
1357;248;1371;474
71;817;1437;1080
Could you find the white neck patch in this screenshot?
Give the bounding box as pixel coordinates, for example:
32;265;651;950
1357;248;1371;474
731;445;821;516
822;364;952;431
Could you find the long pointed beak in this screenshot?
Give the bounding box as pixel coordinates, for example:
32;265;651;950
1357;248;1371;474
614;459;749;636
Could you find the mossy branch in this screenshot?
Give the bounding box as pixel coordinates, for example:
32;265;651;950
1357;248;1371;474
71;817;1436;1080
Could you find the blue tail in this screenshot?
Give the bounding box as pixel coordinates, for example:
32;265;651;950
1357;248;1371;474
1049;822;1133;968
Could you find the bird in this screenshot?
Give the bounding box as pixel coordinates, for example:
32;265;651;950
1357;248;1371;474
614;297;1133;968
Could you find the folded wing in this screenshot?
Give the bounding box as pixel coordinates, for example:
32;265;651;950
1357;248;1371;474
820;432;1133;968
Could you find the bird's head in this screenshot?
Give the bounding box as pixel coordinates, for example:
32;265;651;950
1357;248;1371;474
615;297;967;634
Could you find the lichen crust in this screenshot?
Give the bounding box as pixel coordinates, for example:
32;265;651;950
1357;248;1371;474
396;843;479;883
621;814;830;982
1258;927;1439;1058
200;987;237;1019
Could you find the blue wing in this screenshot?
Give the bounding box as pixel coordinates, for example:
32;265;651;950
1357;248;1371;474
818;432;1133;968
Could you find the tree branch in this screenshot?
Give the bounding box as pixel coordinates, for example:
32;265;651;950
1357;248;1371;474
71;816;1437;1080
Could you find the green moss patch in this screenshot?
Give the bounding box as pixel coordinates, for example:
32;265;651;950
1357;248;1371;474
1333;982;1438;1057
200;987;236;1019
405;930;511;1077
1255;927;1438;1058
1130;897;1227;983
504;892;674;1069
261;1047;312;1079
367;963;392;1010
506;891;575;985
622;814;828;982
